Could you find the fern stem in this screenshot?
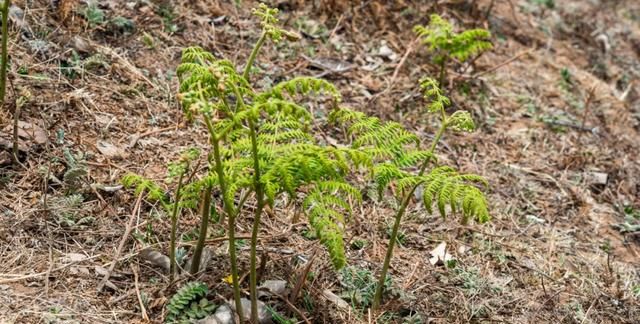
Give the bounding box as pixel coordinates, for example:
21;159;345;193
204;114;244;323
373;118;448;310
248;118;265;324
241;29;269;323
169;167;187;281
438;58;447;90
190;183;212;275
242;31;267;81
0;0;9;110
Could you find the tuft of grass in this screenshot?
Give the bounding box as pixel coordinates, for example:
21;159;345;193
339;266;391;308
81;2;105;27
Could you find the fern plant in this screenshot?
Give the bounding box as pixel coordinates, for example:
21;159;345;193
176;4;363;322
330;77;490;309
414;14;492;87
165;281;216;324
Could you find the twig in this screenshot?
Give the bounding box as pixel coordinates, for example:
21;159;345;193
289;249;317;303
131;263;149;321
456;48;535;80
273;292;311;324
0;0;9;109
108;289;136;305
96;44;157;89
580;295;600;324
0;254;102;284
43;162;53;296
577;85;597;143
97;193;143;292
328;13;345;40
369;37;419;103
127;125;176;149
544;120;595;132
11;98;19;163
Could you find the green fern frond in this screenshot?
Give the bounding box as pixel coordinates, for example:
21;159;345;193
353;121;419;149
373;163;406;198
393;150;436;168
252;3;284;42
419;166;489;224
121;173;166;202
256;98;312;120
329;107;368;125
415;14;492;65
315;180;362;203
420;77;451;112
447;110;476;132
180;46;215;65
303;185;354;269
260;76;341;103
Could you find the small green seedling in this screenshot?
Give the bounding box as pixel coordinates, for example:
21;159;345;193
414;14;492;87
166;282;216;323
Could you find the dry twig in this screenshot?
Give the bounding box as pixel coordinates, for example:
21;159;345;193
97;193;143;292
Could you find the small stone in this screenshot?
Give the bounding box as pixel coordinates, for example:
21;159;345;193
526;214;545;224
230;298;271;324
139;248;170;272
96;141;127;159
184;247;213;273
195;316;220;324
584;171;608;186
258;280;287;298
378;41;398;61
322;289;349;309
71;36;93;54
213;304;234;324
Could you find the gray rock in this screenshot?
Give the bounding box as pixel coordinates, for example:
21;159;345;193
230;298;272;324
258;280;287;298
184;247;213;273
195;304;235;324
213;304;235;324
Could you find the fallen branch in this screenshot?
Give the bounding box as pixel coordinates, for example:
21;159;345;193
131;263;149;321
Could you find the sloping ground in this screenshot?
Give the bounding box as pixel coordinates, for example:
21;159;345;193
0;0;638;323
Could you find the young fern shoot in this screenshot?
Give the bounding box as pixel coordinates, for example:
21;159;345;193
176;4;363;322
121;148;200;280
330;78;490;310
414;14;492;87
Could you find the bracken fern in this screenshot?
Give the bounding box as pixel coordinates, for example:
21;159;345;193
175;4;364;322
331;77;490;309
414;14;493;87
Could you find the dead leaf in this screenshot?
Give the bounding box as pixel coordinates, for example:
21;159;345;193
139;248;170;272
96;141;126;159
3;121;47;145
429;242;454;266
322;289;349;309
62;253;88;263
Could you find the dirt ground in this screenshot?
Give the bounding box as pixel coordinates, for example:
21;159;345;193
0;0;639;323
